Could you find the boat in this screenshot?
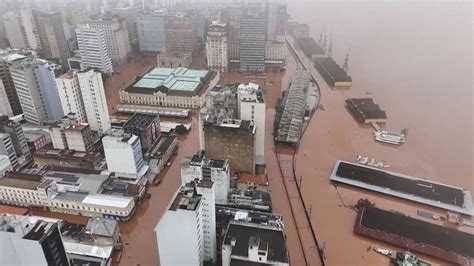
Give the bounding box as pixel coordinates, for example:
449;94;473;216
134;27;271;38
391;251;431;266
373;247;392;257
373;130;406;145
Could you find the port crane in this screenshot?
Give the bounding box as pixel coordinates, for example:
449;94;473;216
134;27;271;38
342;45;351;72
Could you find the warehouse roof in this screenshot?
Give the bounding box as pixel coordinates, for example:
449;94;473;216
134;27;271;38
82;194;133;208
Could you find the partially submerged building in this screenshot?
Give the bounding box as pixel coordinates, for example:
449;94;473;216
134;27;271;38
119;67;211;108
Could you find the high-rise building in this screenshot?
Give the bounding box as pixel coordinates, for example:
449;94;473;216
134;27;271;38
50;113;94;152
266;1;287;42
88;15;131;66
237;83;265;157
0;215;70;265
155;180;217;265
75;24;113;74
204;119;256;173
2;11;27;49
32;10;70;66
123;113;160;151
181;150;230;203
239;13;266;73
0;116;31;169
10;57;64;124
0;51;24;116
136;10;166;53
206;21;228;72
77;68;111;134
0;133;18;168
102;128;145;176
19;8;40;50
0;80;13;117
165;12;198;55
55;70;87;123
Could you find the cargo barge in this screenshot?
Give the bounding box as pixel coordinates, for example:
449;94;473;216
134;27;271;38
314;57;352;88
296;37;325;59
345;98;387;124
354;206;474;265
330;160;474;215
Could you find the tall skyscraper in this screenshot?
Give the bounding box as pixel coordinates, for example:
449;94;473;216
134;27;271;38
136;10;166;53
88;15;131;66
206;21;229;72
10;57;63;124
2;11;27;49
165;12;198;55
55;70;87;123
0;115;32;169
266;1;287;42
77;68;111;134
0;51;24;116
76;24;113;74
32;10;70;66
239;13;266;73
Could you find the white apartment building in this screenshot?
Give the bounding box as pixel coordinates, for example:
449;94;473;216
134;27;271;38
181;151;230;204
237;83;265;157
55;70;87;123
206;21;228;72
102;128;145;177
155;181;217;265
88;16;131;66
77;69;111;134
10;57;64;124
76;24;113;74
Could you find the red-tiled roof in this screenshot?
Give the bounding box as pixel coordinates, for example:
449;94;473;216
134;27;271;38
0;204;29;215
238;172;268;186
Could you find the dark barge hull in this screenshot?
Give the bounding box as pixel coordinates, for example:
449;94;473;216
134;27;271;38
354;207;474;266
313;57;352;88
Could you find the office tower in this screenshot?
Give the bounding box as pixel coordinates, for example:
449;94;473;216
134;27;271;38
10;57;63;124
75;24;113;74
239;13;266;73
136;10;166;53
102;128;145;176
2;11;27;49
32;10;70;66
206;21;228;72
0;133;18;168
88;15;131;66
19;8;40;50
165;12;198;55
77;68;111;134
0;116;32;169
0;80;13;117
0;51;23;115
266;1;287;42
55;70;87;123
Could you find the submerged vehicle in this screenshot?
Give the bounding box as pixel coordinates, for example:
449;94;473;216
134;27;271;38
391;251;431;266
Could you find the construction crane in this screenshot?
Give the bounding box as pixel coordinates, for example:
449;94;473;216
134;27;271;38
342;45;351;73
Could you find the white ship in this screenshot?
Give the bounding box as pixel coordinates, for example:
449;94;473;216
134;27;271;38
373;247;393;257
373;130;406;145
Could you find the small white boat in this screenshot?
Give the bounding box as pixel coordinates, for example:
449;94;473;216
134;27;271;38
373;130;406;145
373;247;392;256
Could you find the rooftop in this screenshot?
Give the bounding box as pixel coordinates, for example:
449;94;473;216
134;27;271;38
0;176;42;190
123;113;158;130
223;221;288;263
169;192;201;212
125;67;209;95
34;148;100;162
238;172;269;186
85;217;118;237
82;194;133;208
144;135;176;159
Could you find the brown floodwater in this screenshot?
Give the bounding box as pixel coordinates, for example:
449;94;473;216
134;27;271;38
286;1;473;265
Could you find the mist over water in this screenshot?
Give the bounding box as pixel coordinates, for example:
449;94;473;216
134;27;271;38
288;1;473;189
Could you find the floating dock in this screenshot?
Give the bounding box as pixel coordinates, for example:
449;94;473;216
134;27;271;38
330;160;474;215
345;98;387;124
354;206;474;265
314;57;352;88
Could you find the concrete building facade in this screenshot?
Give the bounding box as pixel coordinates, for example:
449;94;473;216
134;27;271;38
10;57;63;124
32;10;70;66
77;69;111;134
103;128;145;176
206;21;228;72
76;24;113;74
2;11;27;49
0;51;25;116
165;12;198;55
204;119;256;173
88;15;131;66
0;80;13;117
50;114;94;152
55;70;87;123
239;13;266;73
0;116;31;169
136;10;166;53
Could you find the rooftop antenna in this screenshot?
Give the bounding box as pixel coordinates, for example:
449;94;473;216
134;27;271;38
318;25;325;46
327;26;333;58
343;45;351;73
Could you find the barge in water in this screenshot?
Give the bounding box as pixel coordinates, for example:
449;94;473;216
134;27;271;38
314;57;352;88
330;160;474;215
354;206;474;265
